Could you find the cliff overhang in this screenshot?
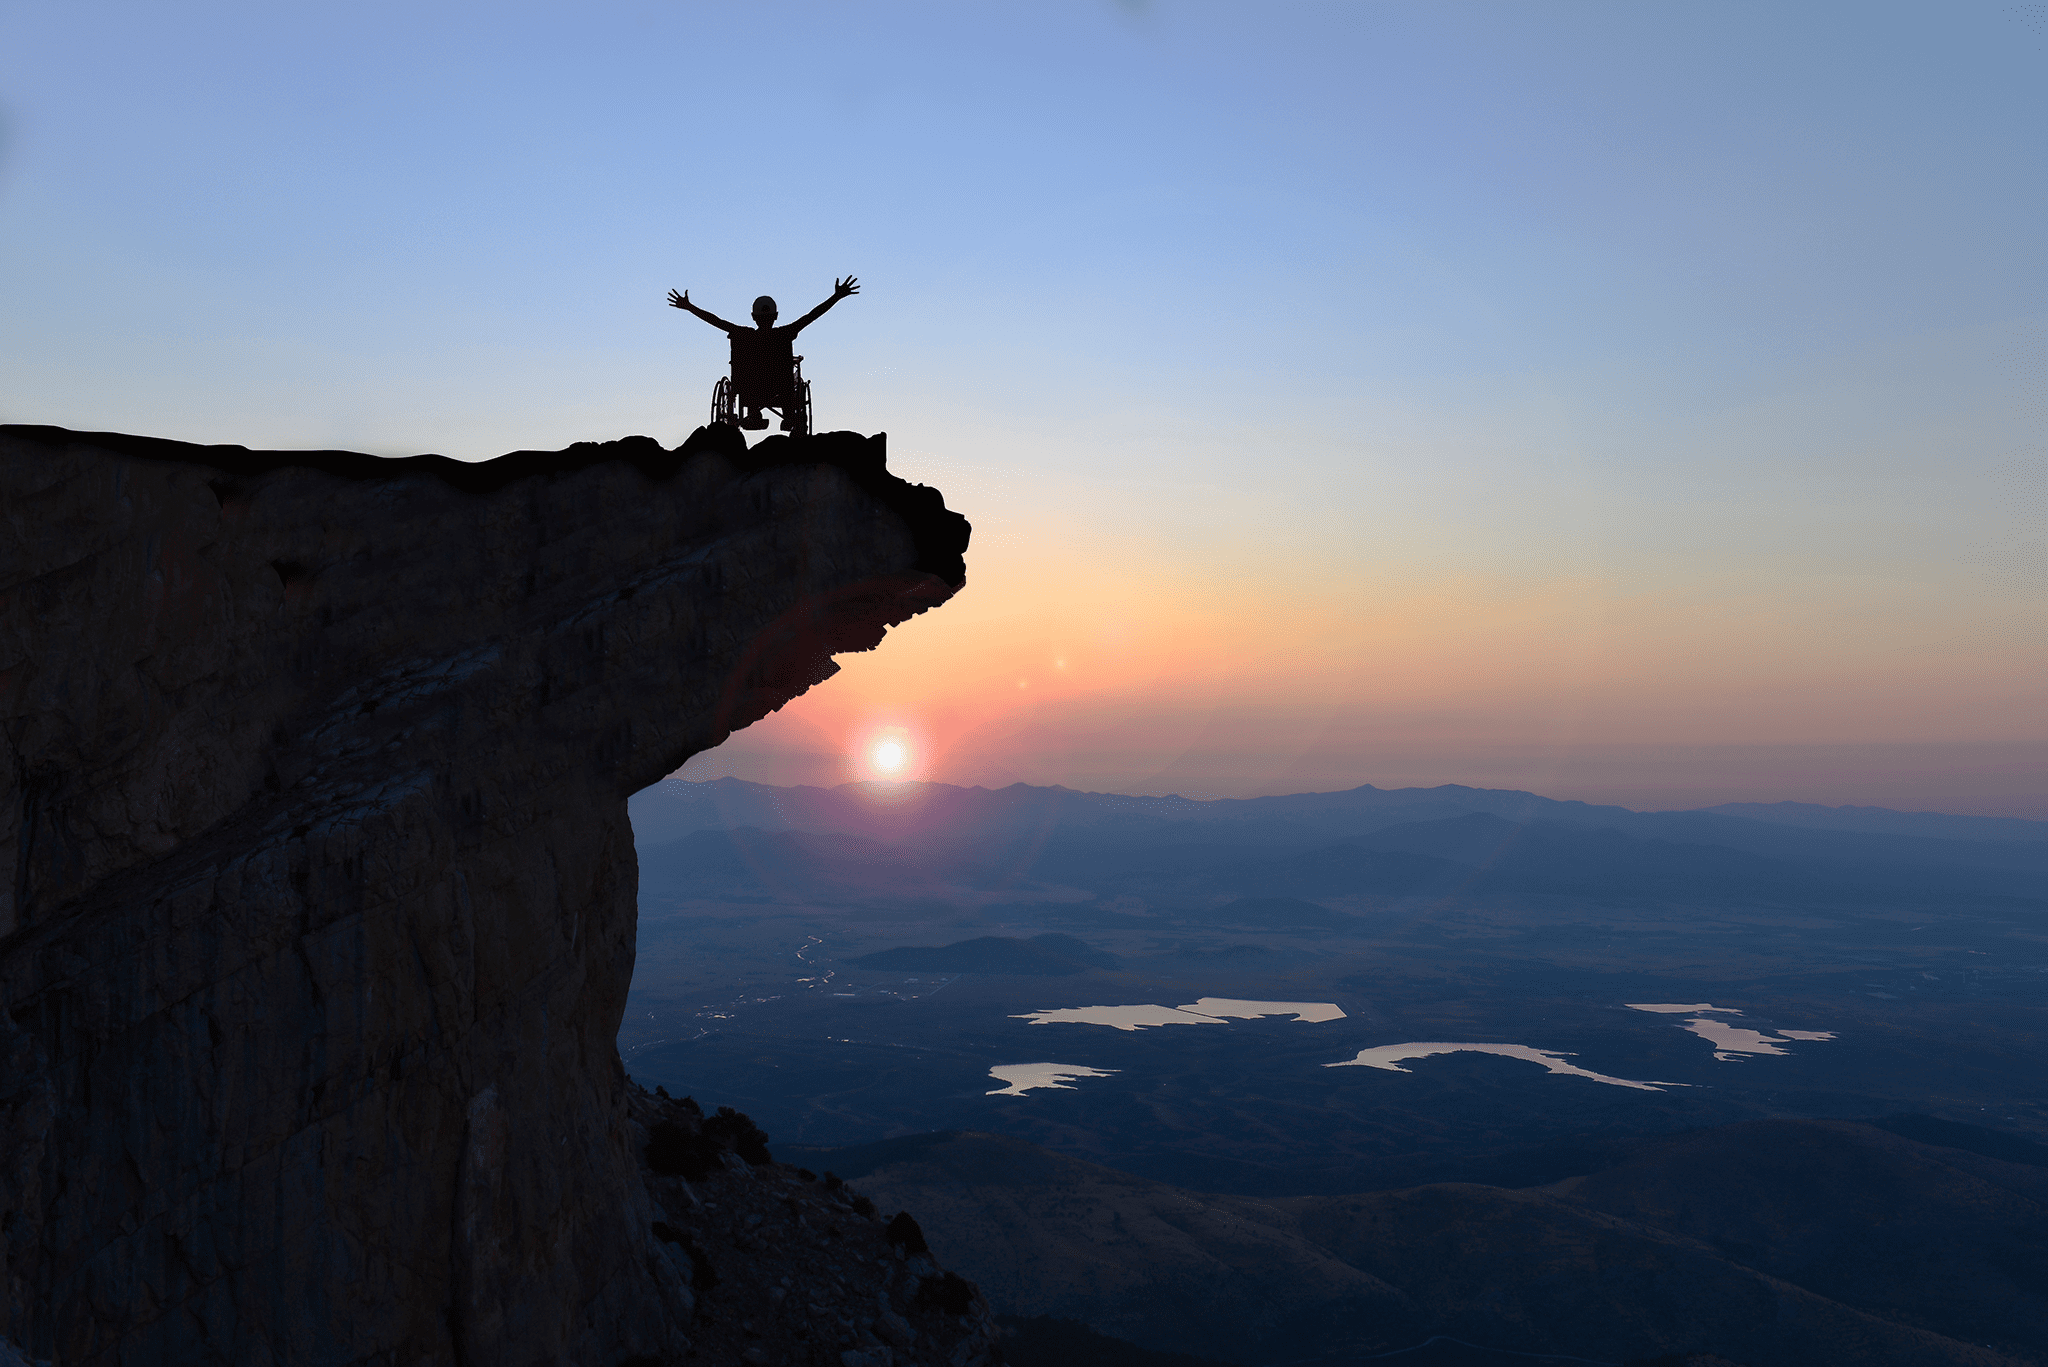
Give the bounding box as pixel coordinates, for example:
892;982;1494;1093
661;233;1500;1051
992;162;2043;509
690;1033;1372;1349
0;422;968;1364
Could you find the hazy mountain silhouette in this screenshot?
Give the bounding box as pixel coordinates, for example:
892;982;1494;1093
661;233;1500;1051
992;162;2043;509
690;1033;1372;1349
634;776;2046;844
1701;801;2048;845
628;780;2048;909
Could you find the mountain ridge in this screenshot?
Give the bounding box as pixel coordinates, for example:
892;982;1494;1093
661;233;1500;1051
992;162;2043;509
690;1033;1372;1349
630;778;2048;882
630;803;2047;911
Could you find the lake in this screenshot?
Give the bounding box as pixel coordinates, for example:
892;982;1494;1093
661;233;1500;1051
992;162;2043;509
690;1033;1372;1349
1326;1043;1681;1092
1627;1002;1837;1062
1012;998;1347;1030
986;1063;1120;1097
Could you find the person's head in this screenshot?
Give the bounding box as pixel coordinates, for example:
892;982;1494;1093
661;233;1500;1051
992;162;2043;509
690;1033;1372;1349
751;295;778;327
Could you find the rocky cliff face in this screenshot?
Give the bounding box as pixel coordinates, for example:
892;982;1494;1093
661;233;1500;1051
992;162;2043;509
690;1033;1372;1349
0;422;971;1366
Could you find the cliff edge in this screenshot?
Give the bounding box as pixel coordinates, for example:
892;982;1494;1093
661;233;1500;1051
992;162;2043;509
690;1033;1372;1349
0;422;971;1365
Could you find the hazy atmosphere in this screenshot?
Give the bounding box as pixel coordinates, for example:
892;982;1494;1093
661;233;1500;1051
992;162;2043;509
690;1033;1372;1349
3;1;2041;812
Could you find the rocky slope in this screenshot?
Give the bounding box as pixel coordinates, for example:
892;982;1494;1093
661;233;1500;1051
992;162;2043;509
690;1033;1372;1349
623;1085;1000;1367
829;1122;2045;1366
0;422;970;1365
803;1132;1426;1364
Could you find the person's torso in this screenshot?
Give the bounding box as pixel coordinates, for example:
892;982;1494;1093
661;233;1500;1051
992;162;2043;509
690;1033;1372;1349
729;325;797;371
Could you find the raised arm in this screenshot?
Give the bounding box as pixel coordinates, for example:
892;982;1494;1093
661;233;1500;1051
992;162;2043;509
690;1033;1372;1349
667;288;740;333
786;276;859;334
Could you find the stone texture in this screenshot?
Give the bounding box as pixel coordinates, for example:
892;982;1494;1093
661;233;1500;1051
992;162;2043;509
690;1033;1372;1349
623;1087;1000;1367
0;422;968;1365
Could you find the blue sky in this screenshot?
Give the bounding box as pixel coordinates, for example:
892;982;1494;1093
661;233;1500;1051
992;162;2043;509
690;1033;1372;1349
4;2;2043;812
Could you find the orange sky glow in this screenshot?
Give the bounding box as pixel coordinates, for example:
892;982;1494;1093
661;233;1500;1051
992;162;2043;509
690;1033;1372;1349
680;490;2046;816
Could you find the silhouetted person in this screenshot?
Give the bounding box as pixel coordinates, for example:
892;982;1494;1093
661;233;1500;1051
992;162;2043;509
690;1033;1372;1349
668;277;858;430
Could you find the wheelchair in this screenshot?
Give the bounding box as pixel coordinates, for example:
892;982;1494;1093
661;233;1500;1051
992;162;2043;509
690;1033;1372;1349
712;355;812;437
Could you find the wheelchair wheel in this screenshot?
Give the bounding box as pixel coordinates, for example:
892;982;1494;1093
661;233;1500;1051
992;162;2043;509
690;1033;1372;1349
711;376;735;427
785;355;811;437
791;378;812;437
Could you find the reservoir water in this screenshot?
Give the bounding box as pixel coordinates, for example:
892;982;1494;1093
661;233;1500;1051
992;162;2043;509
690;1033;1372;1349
1011;1004;1225;1031
1180;998;1346;1023
986;1063;1120;1097
1327;1043;1681;1091
1627;1002;1837;1061
1012;999;1347;1030
995;1000;1821;1096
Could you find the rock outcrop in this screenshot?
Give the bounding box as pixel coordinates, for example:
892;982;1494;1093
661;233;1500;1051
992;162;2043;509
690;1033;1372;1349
0;422;969;1365
622;1087;1000;1367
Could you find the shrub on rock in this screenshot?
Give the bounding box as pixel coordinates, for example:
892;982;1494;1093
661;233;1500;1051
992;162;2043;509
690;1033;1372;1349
703;1105;773;1165
916;1271;978;1317
645;1120;722;1179
885;1211;930;1256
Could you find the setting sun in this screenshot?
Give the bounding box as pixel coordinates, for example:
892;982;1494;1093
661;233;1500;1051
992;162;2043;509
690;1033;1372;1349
848;725;922;783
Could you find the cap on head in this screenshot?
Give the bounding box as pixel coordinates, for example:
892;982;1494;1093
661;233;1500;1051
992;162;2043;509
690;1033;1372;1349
752;295;778;321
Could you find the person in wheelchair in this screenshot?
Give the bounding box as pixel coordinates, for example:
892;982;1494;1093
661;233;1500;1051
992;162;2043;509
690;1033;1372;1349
667;276;859;432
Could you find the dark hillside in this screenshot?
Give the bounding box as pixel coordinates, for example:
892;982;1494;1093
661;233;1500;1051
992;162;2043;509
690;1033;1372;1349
802;1130;1424;1365
1541;1119;2048;1354
819;1122;2043;1367
998;1315;1240;1367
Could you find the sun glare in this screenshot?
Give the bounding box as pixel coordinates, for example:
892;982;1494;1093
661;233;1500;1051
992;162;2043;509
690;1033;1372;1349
850;725;920;784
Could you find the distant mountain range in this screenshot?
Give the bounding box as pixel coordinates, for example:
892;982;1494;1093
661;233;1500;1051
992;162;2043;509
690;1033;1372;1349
1701;800;2048;845
633;776;2047;848
628;778;2048;912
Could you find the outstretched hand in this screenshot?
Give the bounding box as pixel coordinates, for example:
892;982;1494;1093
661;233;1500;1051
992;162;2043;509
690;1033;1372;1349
667;288;690;309
833;276;860;299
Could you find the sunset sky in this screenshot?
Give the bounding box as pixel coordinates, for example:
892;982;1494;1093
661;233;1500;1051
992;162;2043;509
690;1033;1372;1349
4;2;2042;814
